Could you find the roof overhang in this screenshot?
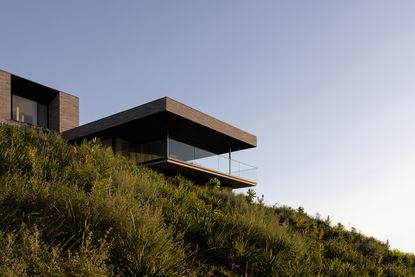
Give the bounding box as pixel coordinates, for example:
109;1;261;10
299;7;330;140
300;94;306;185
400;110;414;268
62;97;257;154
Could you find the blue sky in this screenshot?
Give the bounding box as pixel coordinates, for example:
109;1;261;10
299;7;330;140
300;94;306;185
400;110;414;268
2;1;415;253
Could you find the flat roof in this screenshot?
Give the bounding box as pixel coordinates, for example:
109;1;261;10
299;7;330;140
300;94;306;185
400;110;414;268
62;97;257;154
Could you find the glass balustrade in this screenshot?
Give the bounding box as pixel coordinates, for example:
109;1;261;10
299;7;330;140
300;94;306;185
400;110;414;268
168;138;257;182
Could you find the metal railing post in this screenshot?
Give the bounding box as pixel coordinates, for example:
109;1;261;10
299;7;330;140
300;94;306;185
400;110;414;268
229;147;231;174
166;129;169;158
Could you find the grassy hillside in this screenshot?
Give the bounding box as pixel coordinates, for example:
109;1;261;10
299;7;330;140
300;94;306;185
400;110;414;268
0;124;414;276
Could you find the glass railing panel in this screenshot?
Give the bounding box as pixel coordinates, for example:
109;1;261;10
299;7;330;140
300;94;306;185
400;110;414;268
191;155;219;169
169;138;194;161
218;155;230;173
168;138;257;182
231;159;258;181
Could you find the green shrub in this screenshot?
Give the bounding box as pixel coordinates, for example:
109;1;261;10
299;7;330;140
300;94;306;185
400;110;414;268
0;124;414;276
245;188;256;204
206;177;221;190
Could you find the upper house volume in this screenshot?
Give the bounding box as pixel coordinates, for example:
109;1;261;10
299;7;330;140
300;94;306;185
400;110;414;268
0;69;79;132
0;69;257;189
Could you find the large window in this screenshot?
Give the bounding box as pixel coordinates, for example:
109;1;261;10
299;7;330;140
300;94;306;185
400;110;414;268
12;95;48;128
130;140;166;164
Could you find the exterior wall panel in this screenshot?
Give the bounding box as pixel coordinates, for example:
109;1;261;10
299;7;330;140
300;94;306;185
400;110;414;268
48;92;79;132
59;92;79;132
48;94;60;131
0;71;11;123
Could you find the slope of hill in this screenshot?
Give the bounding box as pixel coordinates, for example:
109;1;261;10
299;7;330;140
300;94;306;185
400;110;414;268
0;124;414;276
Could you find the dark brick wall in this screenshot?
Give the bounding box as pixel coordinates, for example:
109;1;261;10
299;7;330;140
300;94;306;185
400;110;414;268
0;70;11;123
59;92;79;132
48;92;79;132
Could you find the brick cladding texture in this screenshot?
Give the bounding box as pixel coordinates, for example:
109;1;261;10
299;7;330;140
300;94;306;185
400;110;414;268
59;92;79;132
0;71;11;123
48;92;79;133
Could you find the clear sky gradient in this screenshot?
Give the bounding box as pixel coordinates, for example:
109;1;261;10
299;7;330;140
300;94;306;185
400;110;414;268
1;1;415;253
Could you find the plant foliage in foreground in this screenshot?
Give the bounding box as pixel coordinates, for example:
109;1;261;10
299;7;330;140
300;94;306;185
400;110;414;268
0;124;414;276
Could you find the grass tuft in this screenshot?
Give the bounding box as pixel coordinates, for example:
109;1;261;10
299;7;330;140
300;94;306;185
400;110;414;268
0;124;414;276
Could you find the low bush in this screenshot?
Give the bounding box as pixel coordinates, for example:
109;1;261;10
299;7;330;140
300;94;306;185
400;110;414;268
0;124;414;276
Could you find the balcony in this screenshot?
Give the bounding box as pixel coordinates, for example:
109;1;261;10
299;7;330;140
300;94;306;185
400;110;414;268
111;137;257;188
167;138;257;185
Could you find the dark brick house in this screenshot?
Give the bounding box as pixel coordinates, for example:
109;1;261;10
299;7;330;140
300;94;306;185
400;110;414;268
0;69;257;188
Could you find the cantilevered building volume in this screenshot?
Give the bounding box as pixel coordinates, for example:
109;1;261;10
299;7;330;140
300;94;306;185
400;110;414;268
0;69;257;189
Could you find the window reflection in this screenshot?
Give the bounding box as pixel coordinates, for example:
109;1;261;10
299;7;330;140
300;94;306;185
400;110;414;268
130;140;166;164
12;95;48;128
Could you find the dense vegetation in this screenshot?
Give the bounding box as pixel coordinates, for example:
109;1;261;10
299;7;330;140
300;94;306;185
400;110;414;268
0;124;414;276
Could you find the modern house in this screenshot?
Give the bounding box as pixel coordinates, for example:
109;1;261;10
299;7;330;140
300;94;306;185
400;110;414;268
0;69;257;188
0;69;79;133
